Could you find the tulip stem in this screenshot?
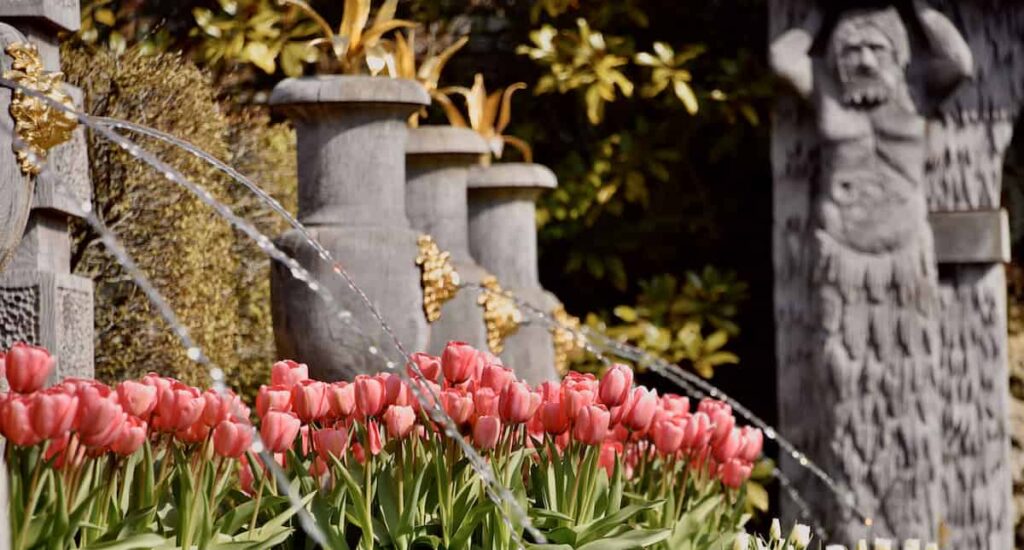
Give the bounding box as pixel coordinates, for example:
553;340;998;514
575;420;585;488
248;467;267;532
15;442;46;550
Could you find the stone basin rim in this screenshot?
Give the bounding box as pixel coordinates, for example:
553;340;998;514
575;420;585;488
467;162;558;190
269;75;430;108
407;126;490;157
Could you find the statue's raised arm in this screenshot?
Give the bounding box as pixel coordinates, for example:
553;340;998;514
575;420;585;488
769;7;823;98
912;0;973;95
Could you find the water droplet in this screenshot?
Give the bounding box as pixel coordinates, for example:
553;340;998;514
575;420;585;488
251;440;264;453
368;346;379;355
186;347;201;361
864;518;873;527
210;368;224;381
163;171;175;180
385;361;396;370
80;201;93;213
764;428;776;440
308;282;319;292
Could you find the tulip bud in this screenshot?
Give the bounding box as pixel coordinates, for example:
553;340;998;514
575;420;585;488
256;384;292;418
292;380;329;423
713;427;743;463
326;382;355;418
383;373;413;407
541;401;570;435
652;418;686;455
442;342;482;384
367;420;382;455
0;396;40;446
739;427;764;462
598;441;622;477
441;389;474;425
407;352;441;382
661;394;690;416
77;384;126;447
29;389;77;440
598;364;633;407
499;381;533;424
719;458;752;489
481;364;514;393
260;411;301;453
270;360;309;388
473;388;499;418
5;343;54;394
624;387;658;432
574;405;610;446
769;519;782;541
117;381;158;419
354;375;386;417
314;427;348;460
473;415;501;450
384;405;416;439
788;524;811;549
155;383;206;432
111;417;148;456
213;420;252;458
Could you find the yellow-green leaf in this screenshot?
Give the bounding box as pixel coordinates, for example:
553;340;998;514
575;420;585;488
673;79;699;114
94;8;116;26
613;306;638;323
243;41;277;74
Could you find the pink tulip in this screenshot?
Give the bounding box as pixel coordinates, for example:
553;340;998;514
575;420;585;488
140;373;174;397
256;384;292;418
409;379;440;413
117;381;158;419
624;387;658;432
718;458;752;489
407;353;441;382
314;427;348;460
652;418;686;455
367;420;382;455
562;386;595;420
384;405;416;439
473;415;502;450
271;360;309;388
574;405;610;446
260;410;301;453
0;396;40;446
326;382;355;418
441;389;474;425
176;420;211;444
710;410;735;447
213;420;252;458
111;416;148;456
355;375;386;417
44;432;73;469
5;343;54;394
481;364;514;393
383;373;413;407
538;381;560;402
541;401;569;435
441;342;481;384
473;388;499;418
713;427;743;463
292;380;329;423
153;383;206;432
739;427;763;462
661;394;690;417
598;441;623;477
683;412;713;452
499;381;534;424
77;384;126;447
202;390;231;426
29;388;77;439
598;364;633;407
239;456;255;495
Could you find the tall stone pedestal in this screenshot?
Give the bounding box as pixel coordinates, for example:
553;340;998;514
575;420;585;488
269;76;430;380
406;126;490;354
467;163;559;383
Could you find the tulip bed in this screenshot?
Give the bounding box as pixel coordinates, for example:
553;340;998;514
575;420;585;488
1;341;769;550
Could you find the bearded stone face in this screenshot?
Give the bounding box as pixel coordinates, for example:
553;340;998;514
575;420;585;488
830;19;905;107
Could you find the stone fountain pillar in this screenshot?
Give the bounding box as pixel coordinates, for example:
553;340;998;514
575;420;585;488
467;162;559;383
0;3;92;550
269;76;430;380
406;126;490;353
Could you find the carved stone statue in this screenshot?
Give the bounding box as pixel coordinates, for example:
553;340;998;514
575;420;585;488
770;1;972;542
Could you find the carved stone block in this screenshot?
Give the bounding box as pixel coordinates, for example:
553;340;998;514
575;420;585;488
33;84;90;217
0;0;81;34
0;270;93;380
929;209;1010;264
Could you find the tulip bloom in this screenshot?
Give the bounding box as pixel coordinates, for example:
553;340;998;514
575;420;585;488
623;387;658;432
1;396;40;446
314;426;348;460
473;388;499;418
441;389;474;425
77;384;126;448
481;364;514;394
213;420;253;458
111;417;148;456
292;380;329;423
407;352;441;382
29;388;78;440
326;382;355;418
718;458;752;489
354;375;386;417
598;364;633;407
383;374;413;407
256;384;293;418
713;427;743;463
384;405;416;439
739;427;764;462
155;384;206;432
499;381;533;424
260;411;301;453
652;417;686;455
441;341;481;385
473;415;501;450
541;401;569;435
117;380;158;419
661;394;690;417
598;441;623;477
4;343;54;394
574;405;610;446
270;360;309;388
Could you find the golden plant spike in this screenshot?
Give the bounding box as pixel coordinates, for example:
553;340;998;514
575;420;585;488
341;0;371;44
496;82;526;134
278;0;336;44
3;42;77;176
551;305;585;375
433;91;469;127
419;36;468;91
415;234;461;323
477;276;522;354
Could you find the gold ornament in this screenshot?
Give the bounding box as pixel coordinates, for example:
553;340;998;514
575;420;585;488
4;42;77;176
477;275;521;354
551;305;585;375
415;234;461;323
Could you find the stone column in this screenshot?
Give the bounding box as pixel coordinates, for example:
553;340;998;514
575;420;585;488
269;75;431;380
0;3;89;550
467;162;559;383
406;125;490;353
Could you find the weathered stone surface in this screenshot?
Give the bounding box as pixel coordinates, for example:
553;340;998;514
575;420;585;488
270;76;430;379
467;162;559;383
0;270;94;381
406;126;489;353
33;84;90;216
0;22;33;274
929;209;1010;264
0;0;80;34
